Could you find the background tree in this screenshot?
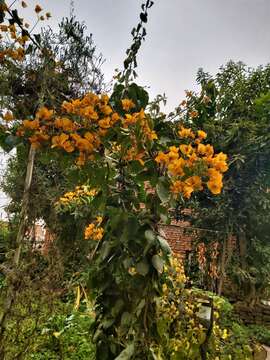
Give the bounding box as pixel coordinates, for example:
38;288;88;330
1;14;107;263
181;61;270;301
0;4;107;353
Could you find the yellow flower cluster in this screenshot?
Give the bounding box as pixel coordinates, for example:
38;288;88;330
17;94;157;166
122;108;157;141
56;186;97;206
17;94;114;162
0;3;51;62
159;257;187;324
123;147;145;166
120;107;157;165
157;257;208;357
155;127;228;198
0;46;25;62
121;99;135;111
84;217;104;241
155;257;237;359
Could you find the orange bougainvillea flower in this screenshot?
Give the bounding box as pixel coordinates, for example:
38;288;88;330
121;99;135;112
155;152;168;164
98;117;111;129
84;223;104;241
111;112;120;124
100;105;113;116
51;133;69;148
62;140;75;153
179;144;193;157
182;184;194;199
23;119;40;130
36;107;54;120
178;126;195;139
167;158;185;177
170;180;184;194
84;132;94;142
210;152;228;173
81;106;99;121
76;138;93;152
207;168;223;195
54;117;75;132
197;143;214;157
29;132;49;148
197;130;207;140
185;176;203;191
123;114;136;126
84;223;95;239
207;179;223;195
29;136;41;148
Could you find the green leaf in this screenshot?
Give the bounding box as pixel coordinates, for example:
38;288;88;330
157;318;168;338
143;229;156;256
111;299;124;317
4;134;20;151
121;312;133;327
152;255;164;274
136;259;149;276
115;343;135;360
123;257;133;269
135;298;146;317
157;235;171;255
102;317;115;329
150;347;164;360
145;229;155;243
100;241;113;261
156;178;170;203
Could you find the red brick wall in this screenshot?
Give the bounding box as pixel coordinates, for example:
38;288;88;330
160;220;193;258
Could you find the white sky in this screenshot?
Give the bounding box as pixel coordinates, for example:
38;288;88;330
1;0;270;210
18;0;270;109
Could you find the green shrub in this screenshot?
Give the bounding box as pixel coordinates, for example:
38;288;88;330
151;259;254;360
247;324;270;347
2;292;95;360
28;311;95;360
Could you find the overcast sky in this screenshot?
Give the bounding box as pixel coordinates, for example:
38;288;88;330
19;0;270;109
1;0;270;212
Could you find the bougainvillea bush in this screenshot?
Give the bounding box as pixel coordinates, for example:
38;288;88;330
0;1;260;359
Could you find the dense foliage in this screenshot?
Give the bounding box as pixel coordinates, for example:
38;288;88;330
180;62;270;301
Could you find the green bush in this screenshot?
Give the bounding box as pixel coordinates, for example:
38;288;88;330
247;324;270;347
28;311;95;360
2;293;95;360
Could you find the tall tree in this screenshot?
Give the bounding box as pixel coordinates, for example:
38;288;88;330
182;61;270;301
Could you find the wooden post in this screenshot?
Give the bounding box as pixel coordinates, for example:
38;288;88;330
13;145;36;266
